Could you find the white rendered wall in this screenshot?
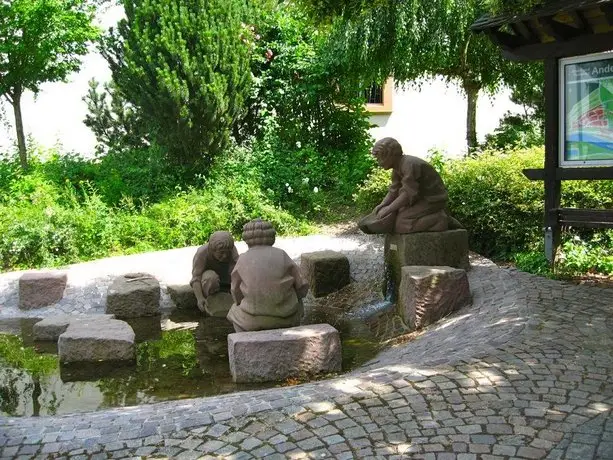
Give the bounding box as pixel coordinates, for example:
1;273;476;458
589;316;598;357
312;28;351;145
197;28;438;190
369;78;524;158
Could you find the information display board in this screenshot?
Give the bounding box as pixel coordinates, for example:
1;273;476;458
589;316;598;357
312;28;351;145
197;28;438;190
560;52;613;167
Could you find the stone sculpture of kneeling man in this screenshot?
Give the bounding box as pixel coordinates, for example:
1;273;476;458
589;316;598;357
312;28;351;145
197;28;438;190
191;231;239;313
358;137;462;234
227;219;309;332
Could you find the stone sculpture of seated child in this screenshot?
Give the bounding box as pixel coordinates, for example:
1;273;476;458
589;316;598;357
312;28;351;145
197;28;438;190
227;219;309;332
358;137;462;234
190;231;239;313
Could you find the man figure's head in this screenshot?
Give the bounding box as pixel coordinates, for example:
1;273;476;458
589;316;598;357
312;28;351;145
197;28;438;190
372;137;403;170
209;231;235;263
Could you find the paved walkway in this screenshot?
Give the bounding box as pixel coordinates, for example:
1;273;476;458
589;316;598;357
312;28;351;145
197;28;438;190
1;234;613;459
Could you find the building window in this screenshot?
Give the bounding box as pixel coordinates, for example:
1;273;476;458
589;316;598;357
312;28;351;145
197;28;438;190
365;78;393;114
365;84;384;104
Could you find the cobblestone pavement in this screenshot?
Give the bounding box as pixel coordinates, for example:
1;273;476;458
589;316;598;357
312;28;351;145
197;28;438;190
1;235;613;459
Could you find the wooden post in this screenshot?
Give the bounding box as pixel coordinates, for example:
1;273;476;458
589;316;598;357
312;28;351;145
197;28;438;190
544;57;561;263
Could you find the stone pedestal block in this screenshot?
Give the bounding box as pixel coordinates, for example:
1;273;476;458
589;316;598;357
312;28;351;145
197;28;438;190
167;284;197;310
33;314;115;341
398;266;471;330
19;271;67;310
58;319;135;363
301;251;350;298
228;323;342;383
106;273;160;318
384;230;469;300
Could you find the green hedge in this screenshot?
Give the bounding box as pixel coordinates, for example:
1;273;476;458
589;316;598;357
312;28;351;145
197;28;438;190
0;174;309;271
441;147;544;259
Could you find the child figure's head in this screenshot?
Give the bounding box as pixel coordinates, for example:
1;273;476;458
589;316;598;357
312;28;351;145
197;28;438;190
242;219;276;248
208;231;235;263
372;137;402;170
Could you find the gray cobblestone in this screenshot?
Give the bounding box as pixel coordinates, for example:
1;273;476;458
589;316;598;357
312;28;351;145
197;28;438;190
1;239;612;459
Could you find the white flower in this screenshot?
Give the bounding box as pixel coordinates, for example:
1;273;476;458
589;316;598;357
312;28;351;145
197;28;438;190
288;186;293;193
313;186;319;193
296;141;302;148
302;177;309;184
285;183;289;187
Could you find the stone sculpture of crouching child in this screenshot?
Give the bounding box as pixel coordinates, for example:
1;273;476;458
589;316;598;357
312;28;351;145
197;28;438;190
227;219;309;332
191;231;239;313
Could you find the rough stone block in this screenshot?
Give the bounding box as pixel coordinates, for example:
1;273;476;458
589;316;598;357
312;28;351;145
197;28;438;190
33;314;115;341
228;323;342;383
301;251;350;297
166;285;232;317
398;265;471;329
19;271;67;310
58;319;135;363
167;284;197;310
384;229;469;299
106;273;160;318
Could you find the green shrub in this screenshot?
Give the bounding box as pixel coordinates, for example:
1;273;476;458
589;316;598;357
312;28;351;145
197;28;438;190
93;146;183;206
251;141;373;216
236;4;374;217
353;167;391;213
0;164;310;271
557;233;613;276
212;140;374;219
442;147;544;259
513;250;553;277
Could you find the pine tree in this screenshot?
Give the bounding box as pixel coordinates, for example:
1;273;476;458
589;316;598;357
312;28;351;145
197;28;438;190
102;0;252;169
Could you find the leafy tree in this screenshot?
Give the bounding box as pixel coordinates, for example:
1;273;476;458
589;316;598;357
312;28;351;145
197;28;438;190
101;0;252;170
481;111;543;150
484;0;545;15
236;3;373;213
0;0;99;170
302;0;518;150
504;60;544;118
242;4;370;154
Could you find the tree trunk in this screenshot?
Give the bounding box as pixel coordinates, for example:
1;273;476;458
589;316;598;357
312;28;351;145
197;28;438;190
12;89;28;171
463;82;479;152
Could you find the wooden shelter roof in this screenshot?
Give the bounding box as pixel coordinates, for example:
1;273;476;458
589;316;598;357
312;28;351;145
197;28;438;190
472;0;613;61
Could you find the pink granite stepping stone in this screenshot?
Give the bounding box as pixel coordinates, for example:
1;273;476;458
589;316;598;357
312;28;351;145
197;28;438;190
19;271;67;310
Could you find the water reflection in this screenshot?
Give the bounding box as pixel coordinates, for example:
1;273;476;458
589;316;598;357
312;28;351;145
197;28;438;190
0;303;384;417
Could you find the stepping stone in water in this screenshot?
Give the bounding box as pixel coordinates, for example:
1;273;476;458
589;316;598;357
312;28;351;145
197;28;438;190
19;271;67;310
167;284;197;309
106;272;160;318
33;314;115;341
228;323;342;383
58;319;135;363
301;250;350;298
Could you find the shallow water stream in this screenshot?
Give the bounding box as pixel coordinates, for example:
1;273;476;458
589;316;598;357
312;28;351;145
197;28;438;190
0;308;384;417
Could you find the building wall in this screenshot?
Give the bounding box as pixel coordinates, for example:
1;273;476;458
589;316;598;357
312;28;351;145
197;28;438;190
367;78;524;158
